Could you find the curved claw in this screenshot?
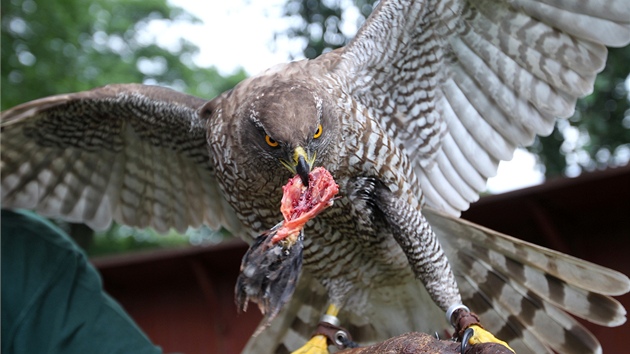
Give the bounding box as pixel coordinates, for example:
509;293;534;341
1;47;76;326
460;326;475;354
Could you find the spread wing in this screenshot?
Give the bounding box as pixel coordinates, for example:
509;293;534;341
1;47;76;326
1;83;242;234
333;0;630;214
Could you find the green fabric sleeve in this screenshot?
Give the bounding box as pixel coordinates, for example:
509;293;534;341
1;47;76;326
2;209;163;354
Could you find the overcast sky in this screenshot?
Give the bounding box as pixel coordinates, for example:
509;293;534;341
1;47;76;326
160;0;545;194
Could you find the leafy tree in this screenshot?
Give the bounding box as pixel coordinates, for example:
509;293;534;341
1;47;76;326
282;0;630;178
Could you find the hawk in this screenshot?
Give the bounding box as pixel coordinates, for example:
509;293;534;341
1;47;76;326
2;0;629;353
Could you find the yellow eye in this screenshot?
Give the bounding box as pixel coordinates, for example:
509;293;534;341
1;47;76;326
265;135;279;147
314;124;323;139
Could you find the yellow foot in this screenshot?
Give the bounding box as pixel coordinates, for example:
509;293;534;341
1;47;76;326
467;325;515;353
291;334;329;354
291;304;341;354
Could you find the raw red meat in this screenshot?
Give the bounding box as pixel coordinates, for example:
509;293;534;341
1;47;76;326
272;167;339;244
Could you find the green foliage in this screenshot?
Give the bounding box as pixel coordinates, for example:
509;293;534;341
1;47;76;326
89;224;230;257
282;0;630;178
90;225;189;257
284;0;374;59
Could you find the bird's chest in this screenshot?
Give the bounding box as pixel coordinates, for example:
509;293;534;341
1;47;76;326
300;177;414;297
218;167;290;237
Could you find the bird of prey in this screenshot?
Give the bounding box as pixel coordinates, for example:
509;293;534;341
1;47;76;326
2;0;630;353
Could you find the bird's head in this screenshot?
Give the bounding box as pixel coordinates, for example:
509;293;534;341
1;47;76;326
237;80;337;186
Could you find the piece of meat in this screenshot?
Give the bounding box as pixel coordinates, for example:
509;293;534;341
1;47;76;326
273;167;339;244
235;167;339;334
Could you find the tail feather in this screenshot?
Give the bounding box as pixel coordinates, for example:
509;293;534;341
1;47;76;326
428;208;629;296
424;208;630;297
466;241;626;326
458;252;601;354
424;207;627;353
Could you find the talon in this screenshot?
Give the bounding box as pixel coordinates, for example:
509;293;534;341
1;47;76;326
460;327;474;354
291;334;329;354
466;325;515;353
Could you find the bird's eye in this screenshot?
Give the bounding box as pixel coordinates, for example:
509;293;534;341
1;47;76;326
265;135;279;147
314;124;323;139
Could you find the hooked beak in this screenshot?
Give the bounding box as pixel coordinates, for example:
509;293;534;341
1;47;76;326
296;154;310;186
281;146;315;186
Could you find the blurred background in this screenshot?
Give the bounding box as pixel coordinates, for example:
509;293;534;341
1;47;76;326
2;0;629;352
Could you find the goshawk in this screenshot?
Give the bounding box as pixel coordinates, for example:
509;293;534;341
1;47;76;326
2;0;630;353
